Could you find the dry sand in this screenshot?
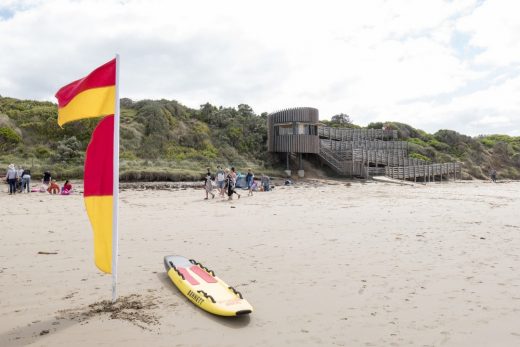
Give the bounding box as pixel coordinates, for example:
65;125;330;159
0;179;519;346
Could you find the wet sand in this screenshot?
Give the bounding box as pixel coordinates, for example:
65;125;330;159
0;180;519;346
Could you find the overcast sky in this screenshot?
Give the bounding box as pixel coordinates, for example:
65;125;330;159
0;0;519;136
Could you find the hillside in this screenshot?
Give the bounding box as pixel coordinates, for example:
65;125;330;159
0;96;519;181
366;121;520;179
0;96;276;180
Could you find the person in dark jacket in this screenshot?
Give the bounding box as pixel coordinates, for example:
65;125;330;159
226;168;240;200
43;171;51;185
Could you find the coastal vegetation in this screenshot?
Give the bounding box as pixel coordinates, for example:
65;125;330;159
1;96;518;180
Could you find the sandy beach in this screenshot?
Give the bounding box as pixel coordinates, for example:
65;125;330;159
0;179;519;346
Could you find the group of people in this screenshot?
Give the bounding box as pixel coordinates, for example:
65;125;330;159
204;166;271;200
4;164;72;195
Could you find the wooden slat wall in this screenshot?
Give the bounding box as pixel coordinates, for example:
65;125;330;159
385;163;462;180
320;139;409;152
318;126;398;140
268;107;320;153
272;135;320;153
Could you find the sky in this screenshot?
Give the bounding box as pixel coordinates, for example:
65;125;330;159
0;0;519;136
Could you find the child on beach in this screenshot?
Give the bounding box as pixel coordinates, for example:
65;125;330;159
61;180;72;195
47;180;60;194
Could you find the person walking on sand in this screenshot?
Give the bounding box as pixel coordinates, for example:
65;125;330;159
490;168;497;183
246;168;254;196
216;166;226;198
5;164;18;195
226;167;240;200
204;168;215;200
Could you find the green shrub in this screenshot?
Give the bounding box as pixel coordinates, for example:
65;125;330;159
409;152;431;162
0;126;21;150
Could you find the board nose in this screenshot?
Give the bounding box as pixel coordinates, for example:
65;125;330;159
163;256;173;271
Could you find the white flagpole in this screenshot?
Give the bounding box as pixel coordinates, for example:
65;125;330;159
112;54;121;302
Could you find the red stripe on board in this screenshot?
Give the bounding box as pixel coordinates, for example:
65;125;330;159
178;267;200;285
55;58;116;108
84;115;114;197
190;266;217;283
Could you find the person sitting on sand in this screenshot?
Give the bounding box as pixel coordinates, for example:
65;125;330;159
61;180;72;195
204;168;215;200
47;180;60;194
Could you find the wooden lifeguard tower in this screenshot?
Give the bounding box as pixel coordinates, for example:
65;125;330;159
267;107;320;177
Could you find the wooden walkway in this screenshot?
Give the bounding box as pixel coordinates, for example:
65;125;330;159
318;126;461;182
385;163;462;182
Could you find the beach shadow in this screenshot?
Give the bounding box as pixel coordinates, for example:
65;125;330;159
156;273;251;328
0;316;78;347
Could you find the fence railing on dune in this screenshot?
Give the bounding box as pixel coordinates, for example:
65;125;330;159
384;162;462;181
319;127;398;141
320;139;408;152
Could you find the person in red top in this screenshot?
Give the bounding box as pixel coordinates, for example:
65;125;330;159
61;180;73;195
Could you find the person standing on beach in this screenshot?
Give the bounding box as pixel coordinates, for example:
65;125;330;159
21;168;31;193
490;168;497;183
204;168;215;200
261;174;270;192
16;166;24;192
216;166;226;198
5;164;18;195
246;168;254;196
43;171;51;185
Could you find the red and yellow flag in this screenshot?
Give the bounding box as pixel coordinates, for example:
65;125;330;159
55;59;116;126
55;58;117;273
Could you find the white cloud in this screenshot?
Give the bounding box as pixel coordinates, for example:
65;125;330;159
0;0;519;136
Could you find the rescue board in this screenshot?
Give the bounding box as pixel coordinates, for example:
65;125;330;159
164;255;253;316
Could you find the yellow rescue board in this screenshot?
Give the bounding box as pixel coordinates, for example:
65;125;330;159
164;255;253;316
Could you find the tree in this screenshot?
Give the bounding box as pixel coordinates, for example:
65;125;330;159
330;113;352;126
54;136;81;163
